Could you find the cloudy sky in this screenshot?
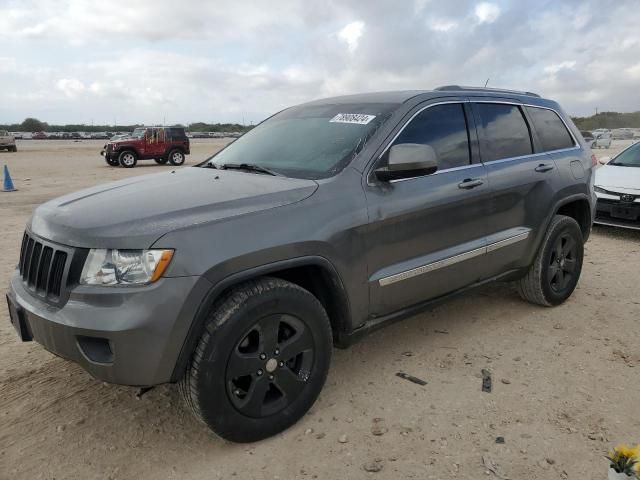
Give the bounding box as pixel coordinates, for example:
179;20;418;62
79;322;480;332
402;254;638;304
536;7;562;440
2;0;639;125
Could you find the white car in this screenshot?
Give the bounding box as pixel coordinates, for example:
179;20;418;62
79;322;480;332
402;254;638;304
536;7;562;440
591;132;612;149
594;142;640;229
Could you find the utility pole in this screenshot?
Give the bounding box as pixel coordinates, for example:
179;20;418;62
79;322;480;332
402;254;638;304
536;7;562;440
595;107;598;116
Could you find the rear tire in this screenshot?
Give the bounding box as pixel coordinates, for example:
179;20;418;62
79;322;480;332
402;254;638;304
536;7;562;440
517;215;584;306
10;146;17;152
179;277;332;443
118;150;137;168
168;149;185;166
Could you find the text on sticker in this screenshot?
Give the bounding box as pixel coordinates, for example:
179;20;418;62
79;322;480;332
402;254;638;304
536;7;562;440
329;113;376;125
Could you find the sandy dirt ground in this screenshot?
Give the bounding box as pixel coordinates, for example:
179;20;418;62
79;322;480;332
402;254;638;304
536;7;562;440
0;139;639;480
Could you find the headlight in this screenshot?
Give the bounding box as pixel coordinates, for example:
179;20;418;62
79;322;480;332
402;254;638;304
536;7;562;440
594;186;607;194
80;249;174;286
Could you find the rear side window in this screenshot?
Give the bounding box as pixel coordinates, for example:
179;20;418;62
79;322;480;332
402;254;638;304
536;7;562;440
526;107;575;152
475;103;532;162
392;103;471;170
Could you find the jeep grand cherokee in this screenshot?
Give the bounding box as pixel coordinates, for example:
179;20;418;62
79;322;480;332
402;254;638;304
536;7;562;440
7;86;595;442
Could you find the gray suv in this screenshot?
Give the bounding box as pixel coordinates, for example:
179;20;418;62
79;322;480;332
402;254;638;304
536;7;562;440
6;86;595;442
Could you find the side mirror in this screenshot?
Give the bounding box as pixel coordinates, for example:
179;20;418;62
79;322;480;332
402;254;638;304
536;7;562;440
375;143;438;181
599;156;611;165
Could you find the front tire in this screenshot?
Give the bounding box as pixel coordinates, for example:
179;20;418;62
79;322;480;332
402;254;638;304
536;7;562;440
517;215;584;306
180;277;332;443
105;157;119;166
168;149;185;166
118;150;137;168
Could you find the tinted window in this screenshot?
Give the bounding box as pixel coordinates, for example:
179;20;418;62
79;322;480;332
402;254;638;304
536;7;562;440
526;107;575;151
476;103;532;162
392;103;470;170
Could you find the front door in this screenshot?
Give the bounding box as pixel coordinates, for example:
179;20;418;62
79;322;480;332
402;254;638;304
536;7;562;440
144;128;167;158
364;101;492;317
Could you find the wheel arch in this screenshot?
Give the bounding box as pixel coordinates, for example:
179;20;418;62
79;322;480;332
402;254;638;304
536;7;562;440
524;193;593;272
118;146;140;157
170;256;352;382
553;195;592;241
165;145;186;157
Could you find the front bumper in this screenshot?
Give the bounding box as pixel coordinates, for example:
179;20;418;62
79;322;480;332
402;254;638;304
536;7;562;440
7;270;212;386
595;197;640;230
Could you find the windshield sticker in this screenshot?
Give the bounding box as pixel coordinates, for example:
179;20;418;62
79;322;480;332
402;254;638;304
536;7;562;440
330;113;376;125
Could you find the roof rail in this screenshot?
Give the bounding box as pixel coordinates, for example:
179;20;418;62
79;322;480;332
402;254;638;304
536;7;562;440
434;85;541;98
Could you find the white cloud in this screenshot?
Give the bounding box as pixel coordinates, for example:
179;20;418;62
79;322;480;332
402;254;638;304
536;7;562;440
56;78;86;98
429;19;458;32
544;61;577;75
338;21;365;53
474;2;501;24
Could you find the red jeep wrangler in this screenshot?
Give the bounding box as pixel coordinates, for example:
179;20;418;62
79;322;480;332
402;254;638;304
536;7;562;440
101;126;190;168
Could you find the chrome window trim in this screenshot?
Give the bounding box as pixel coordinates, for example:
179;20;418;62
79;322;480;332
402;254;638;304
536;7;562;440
378;230;530;286
370;99;581;186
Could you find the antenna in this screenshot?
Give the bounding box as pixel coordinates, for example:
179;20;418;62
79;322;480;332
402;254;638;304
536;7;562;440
484;78;490;88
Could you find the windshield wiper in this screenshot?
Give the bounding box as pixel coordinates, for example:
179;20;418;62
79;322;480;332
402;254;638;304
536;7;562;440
218;163;281;176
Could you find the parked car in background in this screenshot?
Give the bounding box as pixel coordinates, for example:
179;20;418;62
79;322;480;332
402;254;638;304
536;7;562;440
32;132;47;140
91;132;110;140
101;126;190;167
0;130;17;151
595;142;640;229
580;131;594;143
7;87;595;442
591;132;612;149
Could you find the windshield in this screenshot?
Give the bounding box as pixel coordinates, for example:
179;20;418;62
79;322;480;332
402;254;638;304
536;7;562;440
202;103;397;179
609;142;640;167
131;128;146;138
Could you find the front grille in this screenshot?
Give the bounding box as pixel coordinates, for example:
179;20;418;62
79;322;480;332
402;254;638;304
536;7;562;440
18;232;72;302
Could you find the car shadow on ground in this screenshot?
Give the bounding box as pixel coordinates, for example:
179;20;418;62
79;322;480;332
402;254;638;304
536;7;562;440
592;224;640;240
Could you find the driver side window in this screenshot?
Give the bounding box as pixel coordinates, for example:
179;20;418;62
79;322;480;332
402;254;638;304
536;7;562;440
391;103;471;171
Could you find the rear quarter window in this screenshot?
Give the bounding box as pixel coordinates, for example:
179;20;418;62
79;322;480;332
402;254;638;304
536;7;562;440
525;106;575;152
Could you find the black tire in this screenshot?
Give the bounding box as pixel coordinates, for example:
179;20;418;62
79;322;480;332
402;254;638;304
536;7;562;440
118;150;137;168
180;277;332;443
154;157;168;165
168;149;185;166
105;157;119;166
517;215;584;306
10;146;17;152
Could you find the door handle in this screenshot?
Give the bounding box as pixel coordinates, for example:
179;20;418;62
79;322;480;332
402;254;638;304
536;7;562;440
535;163;555;173
458;178;484;189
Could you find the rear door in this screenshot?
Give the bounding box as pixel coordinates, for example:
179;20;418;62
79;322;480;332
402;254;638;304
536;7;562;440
471;100;562;276
364;100;492;317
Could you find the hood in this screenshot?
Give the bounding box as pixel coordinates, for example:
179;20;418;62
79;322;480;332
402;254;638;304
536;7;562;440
595;164;640;193
30;167;318;248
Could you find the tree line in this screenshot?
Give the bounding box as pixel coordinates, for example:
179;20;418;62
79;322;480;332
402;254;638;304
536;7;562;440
571;111;640;131
4;112;640;134
0;118;253;133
